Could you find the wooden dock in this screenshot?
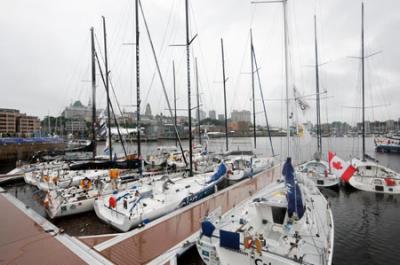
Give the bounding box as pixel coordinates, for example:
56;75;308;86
0;165;280;265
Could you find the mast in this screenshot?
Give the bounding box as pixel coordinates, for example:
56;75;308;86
221;38;229;151
173;60;177;147
283;0;290;158
90;27;97;159
250;29;256;148
361;2;366;161
195;57;201;145
185;0;193;176
135;0;142;172
314;15;322;155
102;16;113;161
252;40;275;156
138;0;188;167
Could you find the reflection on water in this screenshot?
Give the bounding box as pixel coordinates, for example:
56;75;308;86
2;137;400;264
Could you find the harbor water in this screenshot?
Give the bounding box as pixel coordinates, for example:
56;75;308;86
1;136;400;265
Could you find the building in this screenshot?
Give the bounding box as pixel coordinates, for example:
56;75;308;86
209;110;216;120
17;115;40;134
0;108;40;136
199;110;206;121
144;103;152;118
231;110;251;123
62;100;92;122
0;108;18;134
218;114;225;121
65;119;87;135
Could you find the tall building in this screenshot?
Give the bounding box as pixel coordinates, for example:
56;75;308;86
218;114;225;121
209;110;216;120
17;115;40;134
62;100;92;122
144;103;152;117
231;110;251;123
0;108;18;134
200;110;206;121
0;108;40;135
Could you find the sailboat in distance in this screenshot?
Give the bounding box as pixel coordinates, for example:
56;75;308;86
347;3;400;194
296;15;340;188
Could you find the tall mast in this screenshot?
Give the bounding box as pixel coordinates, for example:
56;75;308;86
195;57;201;145
90;27;97;159
250;29;256;148
102;17;112;161
173;60;177;147
283;0;290;158
221;38;228;152
314;15;322;155
252;39;275;156
361;2;366;161
135;0;142;172
185;0;193;176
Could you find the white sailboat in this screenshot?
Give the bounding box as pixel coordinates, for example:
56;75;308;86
196;159;334;265
347;3;400;194
44;176;152;218
225;155;274;182
197;1;334;264
94;163;227;232
296;15;339;188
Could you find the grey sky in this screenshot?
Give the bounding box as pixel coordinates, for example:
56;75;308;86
0;0;399;127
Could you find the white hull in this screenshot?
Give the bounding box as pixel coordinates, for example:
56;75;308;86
196;176;334;265
95;165;226;232
297;160;340;188
349;175;400;194
348;158;400;194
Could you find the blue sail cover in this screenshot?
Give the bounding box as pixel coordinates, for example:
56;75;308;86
282;158;304;219
206;163;227;184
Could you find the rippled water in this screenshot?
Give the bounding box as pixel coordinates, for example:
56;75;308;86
2;136;400;265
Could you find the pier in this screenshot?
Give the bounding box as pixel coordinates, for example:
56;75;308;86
0;165;280;265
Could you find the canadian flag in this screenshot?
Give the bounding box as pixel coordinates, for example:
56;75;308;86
328;151;357;182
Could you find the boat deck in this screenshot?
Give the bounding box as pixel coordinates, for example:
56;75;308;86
1;164;280;265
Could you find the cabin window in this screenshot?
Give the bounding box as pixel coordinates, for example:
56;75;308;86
271;207;286;224
366;166;372;170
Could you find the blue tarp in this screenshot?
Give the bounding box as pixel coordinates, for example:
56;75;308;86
220;230;240;250
0;137;64;145
282;158;304;219
201;221;215;237
206;163;227;184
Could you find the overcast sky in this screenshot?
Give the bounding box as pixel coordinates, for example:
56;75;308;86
0;0;399;127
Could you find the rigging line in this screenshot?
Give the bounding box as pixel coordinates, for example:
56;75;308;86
141;0;177;114
63;36;91;108
229;36;251;114
189;4;215;111
95;51;128;157
109;74;135;147
252;44;275;156
138;0;187;166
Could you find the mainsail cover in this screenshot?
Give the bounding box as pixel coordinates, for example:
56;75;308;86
282;158;304;219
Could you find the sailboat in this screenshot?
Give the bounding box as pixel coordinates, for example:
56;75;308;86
94;163;226;232
347;3;400;194
196;1;334;264
220;35;274;182
296;16;340;188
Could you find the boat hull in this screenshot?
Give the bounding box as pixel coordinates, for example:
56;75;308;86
348;175;400;194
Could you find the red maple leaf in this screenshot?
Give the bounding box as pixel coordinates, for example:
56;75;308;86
332;161;343;170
